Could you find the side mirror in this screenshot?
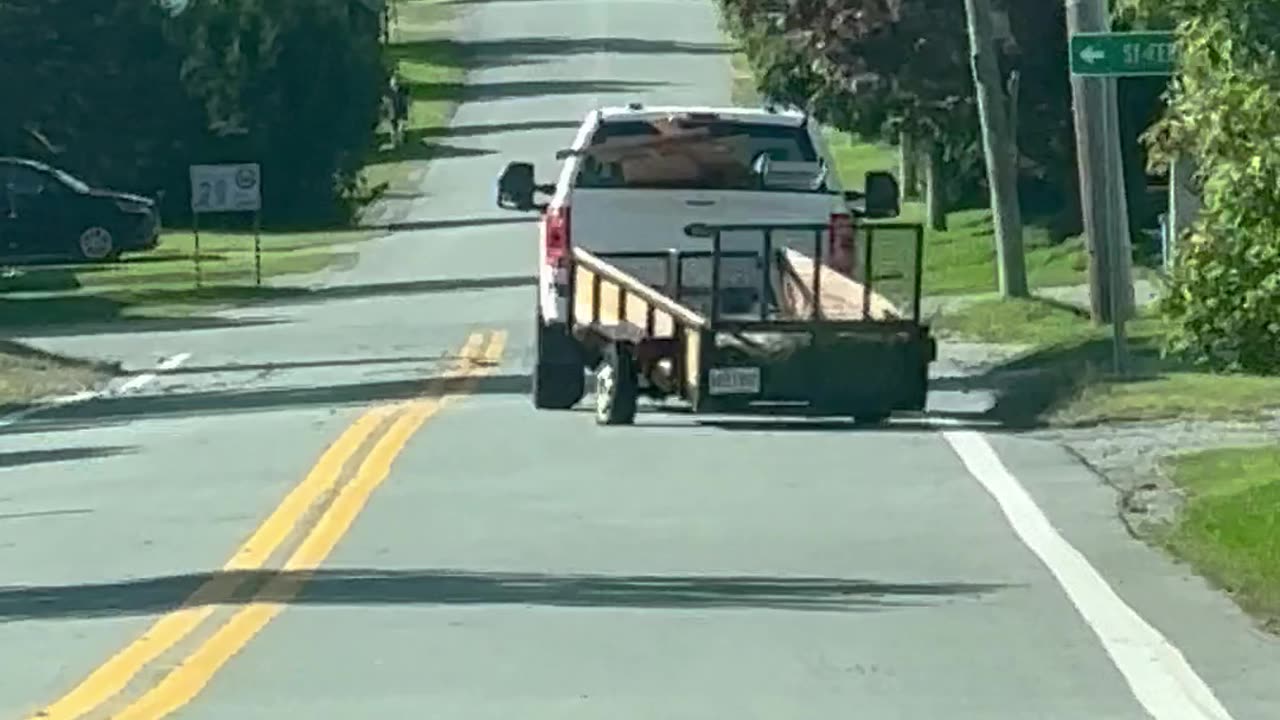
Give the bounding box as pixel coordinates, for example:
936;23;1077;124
496;161;536;211
863;170;900;219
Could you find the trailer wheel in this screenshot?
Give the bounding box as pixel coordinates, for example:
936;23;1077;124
532;316;585;410
595;342;638;425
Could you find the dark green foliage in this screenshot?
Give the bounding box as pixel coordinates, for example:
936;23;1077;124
0;0;387;227
1141;0;1280;373
718;0;1084;217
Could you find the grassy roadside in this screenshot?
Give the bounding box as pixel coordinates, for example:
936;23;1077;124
0;229;370;326
935;296;1280;425
0;341;118;409
823;132;1088;296
362;0;467;197
1161;445;1280;632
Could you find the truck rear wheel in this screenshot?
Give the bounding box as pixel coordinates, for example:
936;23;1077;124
595;342;638;425
532;315;585;410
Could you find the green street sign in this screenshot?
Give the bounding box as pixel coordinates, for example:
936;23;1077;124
1069;31;1177;77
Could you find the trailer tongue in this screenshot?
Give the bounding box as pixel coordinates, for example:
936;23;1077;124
562;219;936;425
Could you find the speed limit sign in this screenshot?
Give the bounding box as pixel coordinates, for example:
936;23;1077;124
189;163;262;213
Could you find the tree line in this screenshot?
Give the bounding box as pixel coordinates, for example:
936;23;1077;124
0;0;388;227
723;0;1277;374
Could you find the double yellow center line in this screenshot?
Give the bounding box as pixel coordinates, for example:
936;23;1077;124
31;330;506;720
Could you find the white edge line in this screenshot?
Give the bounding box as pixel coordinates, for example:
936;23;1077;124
942;429;1235;720
0;353;192;427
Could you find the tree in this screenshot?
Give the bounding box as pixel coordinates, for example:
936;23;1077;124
722;0;981;230
0;0;387;226
0;0;195;194
172;0;387;224
723;0;1087;236
1141;0;1280;373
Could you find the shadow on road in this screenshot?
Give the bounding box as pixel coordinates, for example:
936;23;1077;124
0;568;1010;621
365;212;538;233
0;508;95;523
676;415;1008;434
365;136;496;170
927;336;1173;430
426;35;733;68
159;354;478;377
12;373;532;427
0;446;136;470
3;272;535;337
417;119;582;140
454;79;670;103
262;274;536;306
3;312;290;340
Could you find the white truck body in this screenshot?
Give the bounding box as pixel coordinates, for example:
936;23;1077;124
537;105;858;325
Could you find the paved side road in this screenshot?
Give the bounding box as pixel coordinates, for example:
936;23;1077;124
1;0;1278;718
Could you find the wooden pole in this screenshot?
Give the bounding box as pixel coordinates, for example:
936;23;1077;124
964;0;1029;298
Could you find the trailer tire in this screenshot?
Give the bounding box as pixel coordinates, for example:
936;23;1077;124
595;342;638;425
532;317;585;410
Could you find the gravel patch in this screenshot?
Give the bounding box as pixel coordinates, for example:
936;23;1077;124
1031;413;1280;537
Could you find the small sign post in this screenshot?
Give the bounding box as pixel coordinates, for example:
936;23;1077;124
1069;29;1176;376
189;163;264;287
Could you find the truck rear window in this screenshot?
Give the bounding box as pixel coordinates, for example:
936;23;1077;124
574;118;822;191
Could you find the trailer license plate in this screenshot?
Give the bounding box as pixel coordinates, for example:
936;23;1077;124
708;367;761;395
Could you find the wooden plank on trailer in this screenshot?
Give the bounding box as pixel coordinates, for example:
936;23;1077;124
778;248;902;320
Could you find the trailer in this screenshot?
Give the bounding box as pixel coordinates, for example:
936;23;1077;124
560;219;937;425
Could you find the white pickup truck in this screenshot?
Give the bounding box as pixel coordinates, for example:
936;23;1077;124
495;104;900;410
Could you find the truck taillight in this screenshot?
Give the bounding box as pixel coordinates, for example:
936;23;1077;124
830;213;855;275
543;205;570;268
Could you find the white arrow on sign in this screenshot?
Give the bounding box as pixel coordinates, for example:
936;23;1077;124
1080;46;1106;64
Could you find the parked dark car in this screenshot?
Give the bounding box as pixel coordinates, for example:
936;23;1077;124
0;157;161;264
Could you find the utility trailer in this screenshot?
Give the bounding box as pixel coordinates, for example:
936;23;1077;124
562;220;937;425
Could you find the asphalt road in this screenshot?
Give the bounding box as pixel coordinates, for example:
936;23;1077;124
3;0;1280;718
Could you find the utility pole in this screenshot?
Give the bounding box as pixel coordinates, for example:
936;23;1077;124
1065;0;1135;327
963;0;1029;298
1166;153;1199;271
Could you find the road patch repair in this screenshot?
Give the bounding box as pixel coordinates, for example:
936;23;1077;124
24;329;506;720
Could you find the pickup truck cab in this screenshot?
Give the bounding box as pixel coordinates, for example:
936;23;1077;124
495;104;900;410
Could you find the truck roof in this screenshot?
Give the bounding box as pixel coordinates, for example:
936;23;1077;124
594;104;808;127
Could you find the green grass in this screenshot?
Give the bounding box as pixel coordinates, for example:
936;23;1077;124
936;296;1280;425
823;131;1088;297
1161;445;1280;631
0;229;370;326
0;341;116;408
1069;365;1280;425
932;296;1098;346
362;0;467;195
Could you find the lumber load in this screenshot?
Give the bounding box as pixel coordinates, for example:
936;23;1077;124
776;248;902;320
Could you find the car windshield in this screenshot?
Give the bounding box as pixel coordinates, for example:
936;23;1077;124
573;117;823;191
50;167;90;193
